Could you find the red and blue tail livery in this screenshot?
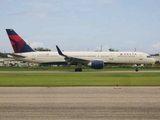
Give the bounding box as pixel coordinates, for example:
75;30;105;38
6;29;34;53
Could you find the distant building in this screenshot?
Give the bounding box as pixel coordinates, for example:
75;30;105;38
0;58;38;67
150;53;160;62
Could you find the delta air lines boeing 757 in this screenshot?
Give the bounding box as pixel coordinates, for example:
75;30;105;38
6;29;155;72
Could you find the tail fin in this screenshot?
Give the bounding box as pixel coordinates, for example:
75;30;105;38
6;29;34;53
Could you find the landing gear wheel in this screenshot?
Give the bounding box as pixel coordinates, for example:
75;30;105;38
135;68;139;72
135;64;140;72
75;68;82;72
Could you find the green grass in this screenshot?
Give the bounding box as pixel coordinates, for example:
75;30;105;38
0;72;160;87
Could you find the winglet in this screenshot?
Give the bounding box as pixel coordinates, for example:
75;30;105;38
56;45;65;56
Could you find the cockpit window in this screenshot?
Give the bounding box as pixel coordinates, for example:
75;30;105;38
147;56;151;58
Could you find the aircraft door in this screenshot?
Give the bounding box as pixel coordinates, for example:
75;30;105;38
32;54;36;60
110;54;114;60
139;54;143;60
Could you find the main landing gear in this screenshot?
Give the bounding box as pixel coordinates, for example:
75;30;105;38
135;67;139;72
75;63;82;72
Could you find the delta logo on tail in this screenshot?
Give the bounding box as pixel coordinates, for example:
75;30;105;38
6;29;34;53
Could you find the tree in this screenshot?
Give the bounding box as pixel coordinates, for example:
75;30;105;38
0;52;7;58
109;48;118;52
34;47;51;51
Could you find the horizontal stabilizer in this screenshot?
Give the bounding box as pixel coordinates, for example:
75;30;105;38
8;53;26;58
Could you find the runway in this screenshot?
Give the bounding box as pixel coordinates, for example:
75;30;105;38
0;87;160;120
0;70;160;73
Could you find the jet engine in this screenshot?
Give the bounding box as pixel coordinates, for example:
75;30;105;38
88;60;104;69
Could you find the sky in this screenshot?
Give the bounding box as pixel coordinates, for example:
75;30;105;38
0;0;160;54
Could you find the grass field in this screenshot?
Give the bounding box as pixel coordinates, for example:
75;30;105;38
0;66;160;87
0;72;160;87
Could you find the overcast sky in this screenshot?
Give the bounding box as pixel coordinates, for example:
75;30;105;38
0;0;160;54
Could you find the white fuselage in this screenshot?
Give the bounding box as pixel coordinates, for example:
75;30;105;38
9;51;155;65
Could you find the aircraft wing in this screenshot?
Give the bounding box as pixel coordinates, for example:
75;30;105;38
8;53;26;58
65;56;89;65
56;45;89;64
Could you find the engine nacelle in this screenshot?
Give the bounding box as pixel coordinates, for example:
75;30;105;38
88;60;104;69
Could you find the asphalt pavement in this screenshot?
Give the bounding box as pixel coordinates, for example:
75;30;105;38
0;87;160;120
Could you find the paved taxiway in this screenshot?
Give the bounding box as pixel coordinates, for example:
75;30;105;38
0;70;160;73
0;87;160;120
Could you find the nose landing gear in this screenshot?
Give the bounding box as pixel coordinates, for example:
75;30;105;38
135;64;140;72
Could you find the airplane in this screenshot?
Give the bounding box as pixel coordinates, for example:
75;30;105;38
6;29;155;72
55;46;155;72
